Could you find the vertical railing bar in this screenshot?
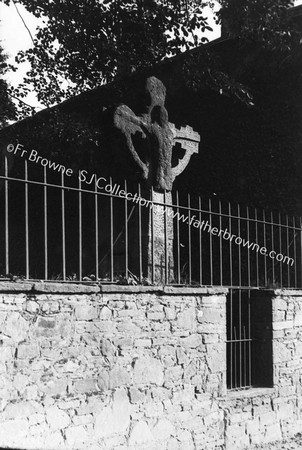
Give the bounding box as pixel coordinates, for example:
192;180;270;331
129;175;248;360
230;290;233;389
239;289;242;387
243;325;246;387
255;208;259;287
199;196;202;286
110;177;114;282
279;213;283;288
247;207;251;287
95;178;99;281
176;191;181;284
151;186;155;284
61;171;66;281
271;211;275;286
164;189;168;285
293;216;297;288
43;166;48;280
138;183;142;283
286;214;290;287
124;180;128;280
25;160;29;279
78;176;82;281
188;194;192;285
219;200;223;286
4;156;9;275
238;204;241;287
209;198;213;285
248;291;252;386
263;210;267;287
300;217;302;289
229;203;233;287
234;325;237;388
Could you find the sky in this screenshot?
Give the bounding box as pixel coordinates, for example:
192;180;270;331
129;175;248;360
0;1;301;112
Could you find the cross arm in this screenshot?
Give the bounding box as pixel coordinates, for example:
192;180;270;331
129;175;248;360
170;124;200;180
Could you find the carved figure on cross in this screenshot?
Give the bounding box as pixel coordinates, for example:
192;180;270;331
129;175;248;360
113;76;200;192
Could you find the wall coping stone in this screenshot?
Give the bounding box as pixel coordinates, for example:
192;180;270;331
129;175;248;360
0;281;301;296
0;281;229;295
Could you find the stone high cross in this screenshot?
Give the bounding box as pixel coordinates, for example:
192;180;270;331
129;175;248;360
113;76;200;192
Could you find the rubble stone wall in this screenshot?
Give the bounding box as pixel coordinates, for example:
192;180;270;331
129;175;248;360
0;283;301;449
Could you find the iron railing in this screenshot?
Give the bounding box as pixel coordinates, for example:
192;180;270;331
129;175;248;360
0;155;301;288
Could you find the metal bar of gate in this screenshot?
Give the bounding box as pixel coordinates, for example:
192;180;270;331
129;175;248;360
5;156;9;275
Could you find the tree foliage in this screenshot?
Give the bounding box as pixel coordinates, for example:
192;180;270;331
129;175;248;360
4;0;215;107
218;0;300;51
1;0;301;111
0;45;16;128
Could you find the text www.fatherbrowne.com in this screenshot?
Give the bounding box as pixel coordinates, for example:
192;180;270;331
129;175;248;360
5;143;294;267
159;207;294;267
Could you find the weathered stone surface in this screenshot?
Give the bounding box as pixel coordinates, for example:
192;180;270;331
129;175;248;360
17;343;40;359
65;425;88;446
4;312;29;342
133;357;164;385
177;308;196;330
95;388;130;438
152;418;175;440
129;387;145;404
99;306;112;320
108;366;131;389
0;418;29;447
45;405;70;430
75;305;98;320
180;334;202;348
0;285;301;450
128;421;154;446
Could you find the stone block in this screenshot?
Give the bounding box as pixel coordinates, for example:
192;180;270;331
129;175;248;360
129;387;145;404
72;414;93;426
65;425;88;446
152;418;175;441
164;307;176;320
264;423;282;443
198;307;224;324
95;388;130;438
147;312;165;321
177;308;196;330
294;313;302;327
46;405;70;430
75;305;98;320
43;379;68;397
273;298;287;311
133;357;164;386
180;334;202;348
4;312;29;342
26;300;39;314
97;371;110;391
273;320;293;330
176;347;188;365
135;338;152;348
17;342;40;359
128;421;154;445
0;418;29;447
164;366;182;386
72;379;99;394
4;401;37;419
206;345;225;373
99;306;112;320
273;341;292;363
108;366;131;389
